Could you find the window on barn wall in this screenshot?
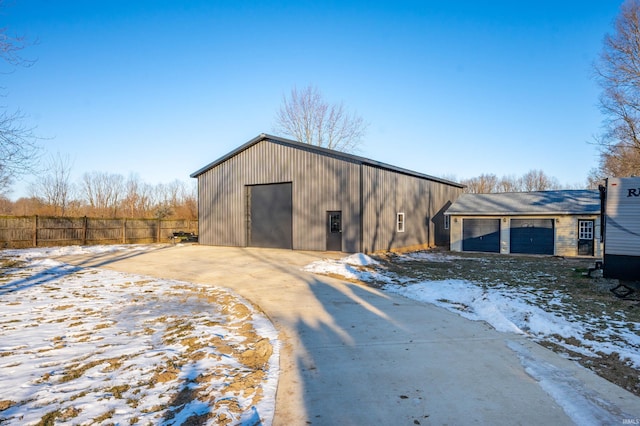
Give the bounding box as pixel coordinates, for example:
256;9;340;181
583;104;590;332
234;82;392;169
397;213;405;232
444;215;450;230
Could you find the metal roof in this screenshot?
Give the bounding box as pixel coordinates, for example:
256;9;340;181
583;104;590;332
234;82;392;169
445;190;601;216
190;133;464;188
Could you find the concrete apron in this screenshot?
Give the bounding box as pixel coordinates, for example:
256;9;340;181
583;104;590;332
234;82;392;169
55;244;640;425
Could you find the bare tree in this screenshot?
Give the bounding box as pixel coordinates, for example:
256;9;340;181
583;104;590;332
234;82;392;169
179;181;198;219
0;18;31;70
121;173;155;218
460;170;570;193
81;171;124;217
461;173;498;193
0;109;40;196
273;85;368;152
496;175;522;192
594;0;640;177
520;169;561;191
29;153;74;216
0;7;40;194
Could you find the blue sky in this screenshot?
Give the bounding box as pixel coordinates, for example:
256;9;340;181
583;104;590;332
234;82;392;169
2;1;624;199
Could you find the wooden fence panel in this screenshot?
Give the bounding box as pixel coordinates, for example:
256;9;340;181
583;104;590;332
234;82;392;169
0;216;35;248
85;218;125;245
124;219;157;244
37;217;85;247
0;216;198;248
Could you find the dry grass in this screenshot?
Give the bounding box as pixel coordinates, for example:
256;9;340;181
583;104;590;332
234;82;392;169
0;255;275;425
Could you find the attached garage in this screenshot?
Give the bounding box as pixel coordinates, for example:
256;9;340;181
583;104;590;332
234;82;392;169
446;190;602;257
191;134;464;252
462;219;500;253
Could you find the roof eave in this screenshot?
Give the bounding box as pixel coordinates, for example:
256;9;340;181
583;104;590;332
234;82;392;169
191;133;465;188
445;211;600;216
190;133;269;178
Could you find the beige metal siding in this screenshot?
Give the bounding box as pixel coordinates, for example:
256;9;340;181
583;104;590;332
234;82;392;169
197;140;361;251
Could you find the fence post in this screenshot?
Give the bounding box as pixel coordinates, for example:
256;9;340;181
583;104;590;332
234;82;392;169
122;219;126;244
82;216;88;245
33;215;37;247
157;218;161;243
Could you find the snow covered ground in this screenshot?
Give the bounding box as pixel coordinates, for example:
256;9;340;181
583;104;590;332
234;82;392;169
0;245;279;425
304;251;640;423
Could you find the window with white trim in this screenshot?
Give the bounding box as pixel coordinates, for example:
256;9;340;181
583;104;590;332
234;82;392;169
578;220;594;240
397;212;405;232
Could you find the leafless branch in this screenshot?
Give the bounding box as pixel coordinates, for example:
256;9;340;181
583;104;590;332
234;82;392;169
594;0;640;177
273;85;368;152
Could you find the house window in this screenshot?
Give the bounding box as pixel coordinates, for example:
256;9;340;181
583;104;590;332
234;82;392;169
397;212;405;232
444;215;450;230
578;220;594;240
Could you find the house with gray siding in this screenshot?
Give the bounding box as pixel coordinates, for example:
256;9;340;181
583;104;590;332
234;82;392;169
191;134;463;253
445;190;602;257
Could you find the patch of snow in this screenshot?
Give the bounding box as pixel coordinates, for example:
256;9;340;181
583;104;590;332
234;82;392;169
394;251;467;263
2;244;156;262
0;245;279;425
343;253;379;266
507;341;636;425
302;255;393;284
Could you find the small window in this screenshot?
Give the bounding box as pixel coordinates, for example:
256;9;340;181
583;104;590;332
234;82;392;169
397;212;405;232
579;220;594;240
444;215;450;230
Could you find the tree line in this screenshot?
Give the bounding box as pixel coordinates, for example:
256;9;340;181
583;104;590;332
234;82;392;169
457;169;580;194
0;154;196;219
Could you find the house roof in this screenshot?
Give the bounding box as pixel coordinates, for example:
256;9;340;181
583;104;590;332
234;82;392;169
190;133;464;188
445;190;601;216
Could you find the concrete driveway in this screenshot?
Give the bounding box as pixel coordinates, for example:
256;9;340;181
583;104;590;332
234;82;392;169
56;244;640;425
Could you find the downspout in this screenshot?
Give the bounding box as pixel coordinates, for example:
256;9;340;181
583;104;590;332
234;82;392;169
599;181;607;244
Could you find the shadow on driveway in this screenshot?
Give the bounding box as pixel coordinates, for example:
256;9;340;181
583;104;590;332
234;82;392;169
48;244;639;425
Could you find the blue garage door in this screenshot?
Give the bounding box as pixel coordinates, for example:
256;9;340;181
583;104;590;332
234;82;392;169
510;219;554;255
462;219;500;253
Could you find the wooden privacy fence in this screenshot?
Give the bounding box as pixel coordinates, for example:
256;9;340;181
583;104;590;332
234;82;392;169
0;216;198;248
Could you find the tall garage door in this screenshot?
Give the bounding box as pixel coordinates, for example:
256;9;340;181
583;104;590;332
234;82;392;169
248;183;293;249
462;219;500;253
510;219;554;255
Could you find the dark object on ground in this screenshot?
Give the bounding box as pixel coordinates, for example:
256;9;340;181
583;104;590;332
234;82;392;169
169;232;198;243
610;283;637;300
